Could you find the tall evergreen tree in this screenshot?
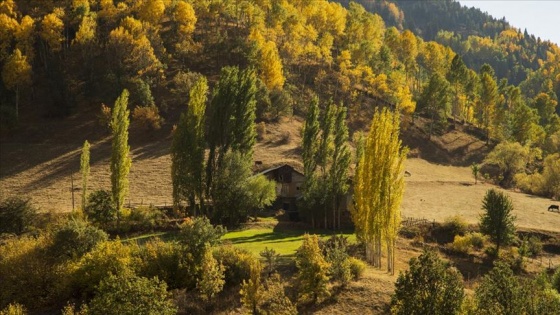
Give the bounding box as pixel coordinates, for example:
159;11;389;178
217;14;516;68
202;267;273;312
80;140;90;211
352;108;406;273
171;77;208;215
479;189;516;253
110;89;132;225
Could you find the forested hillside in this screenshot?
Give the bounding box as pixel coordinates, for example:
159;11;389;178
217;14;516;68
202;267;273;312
0;0;558;197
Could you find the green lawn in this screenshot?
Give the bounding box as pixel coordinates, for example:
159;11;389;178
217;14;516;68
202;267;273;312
222;227;356;257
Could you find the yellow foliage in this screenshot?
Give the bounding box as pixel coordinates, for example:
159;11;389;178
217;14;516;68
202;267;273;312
137;0;165;25
0;14;18;60
2;49;32;90
174;1;197;35
0;0;16;17
73;15;96;46
14;16;35;60
40;12;64;52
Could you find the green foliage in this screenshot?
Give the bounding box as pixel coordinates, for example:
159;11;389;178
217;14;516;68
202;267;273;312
552;266;560;293
0;197;36;235
260;273;297;315
85;190;117;225
80;140;90;211
0;235;65;309
475;262;525;314
442;215;469;238
50;218;108;260
417;73;451;135
479;189;516;252
519;235;543;258
88;272;176;315
295;234;330;304
484;141;530;187
390;249;464;315
136;238;193;290
125;205;167;231
0;303;26;315
171;76;207;213
245;174;277;219
259;247;280;274
321;235;351;285
214;245;255;286
72;240;139;299
240;259;264;314
471;163;480;184
197;245;225;302
178;216;225;262
110;89;132;221
348;257;366;280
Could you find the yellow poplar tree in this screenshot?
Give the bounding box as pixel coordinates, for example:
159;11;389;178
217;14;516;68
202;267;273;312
1;48;32;121
352;108;406;274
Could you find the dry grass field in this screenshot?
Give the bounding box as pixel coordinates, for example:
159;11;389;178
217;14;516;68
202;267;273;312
1;116;559;232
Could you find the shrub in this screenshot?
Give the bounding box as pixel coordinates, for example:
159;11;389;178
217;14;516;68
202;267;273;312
88;272;177;315
0;197;37;235
240;259;264;314
260;247;280;274
260;273;297;315
479;189;516;253
214;245;255;286
321;235;351;286
475;262;525;314
348;257;366;280
0;235;67;309
390;249;464;315
197;245;225;302
527;236;543;257
136;238;194;290
552;267;560;293
0;303;26;315
98;103;112;130
132;105;163;130
72;240;139;299
126;205;167;231
296;234;330;304
449;232;487;255
178;217;225;260
442;216;468;237
85;190;117;226
51;218;108;260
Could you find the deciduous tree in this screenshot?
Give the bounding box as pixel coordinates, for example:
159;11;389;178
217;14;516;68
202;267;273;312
80;140;90;211
110;89;132;226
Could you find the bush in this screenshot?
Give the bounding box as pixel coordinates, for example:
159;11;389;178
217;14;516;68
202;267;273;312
214;245;255;286
260;247;280;274
85;190;117;226
256;122;266;140
0;235;67;309
296;234;330;304
260;273;297;315
475;262;525;314
72;240;139;299
0;197;37;235
126;205;167;231
178;216;225;262
0;303;26;315
321;235;351;286
442;216;468;237
197;245;225;302
132;105;163;130
348;257;366;280
98;103;112;130
88;272;177;315
240;259;264;314
137;238;194;290
449;232;487;255
552;267;560;293
51;218;108;260
390;249;464;315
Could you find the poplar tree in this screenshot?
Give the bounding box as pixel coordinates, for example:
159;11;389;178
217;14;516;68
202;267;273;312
80;140;90;211
352;108;407;274
330;106;351;230
301;97;321;228
110;89;132;225
171;77;208;215
206;66;257;194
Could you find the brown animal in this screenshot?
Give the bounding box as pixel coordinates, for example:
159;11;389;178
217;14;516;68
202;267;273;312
549;205;560;212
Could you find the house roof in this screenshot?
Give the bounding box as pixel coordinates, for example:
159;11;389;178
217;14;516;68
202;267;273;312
254;163;305;177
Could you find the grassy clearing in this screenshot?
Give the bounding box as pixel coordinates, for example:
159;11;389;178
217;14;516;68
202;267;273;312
222;227;356;257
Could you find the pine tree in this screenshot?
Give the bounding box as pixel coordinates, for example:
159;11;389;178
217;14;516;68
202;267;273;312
479;189;516;253
352;108;407;273
110;89;131;226
80;140;90;211
171;77;208;215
